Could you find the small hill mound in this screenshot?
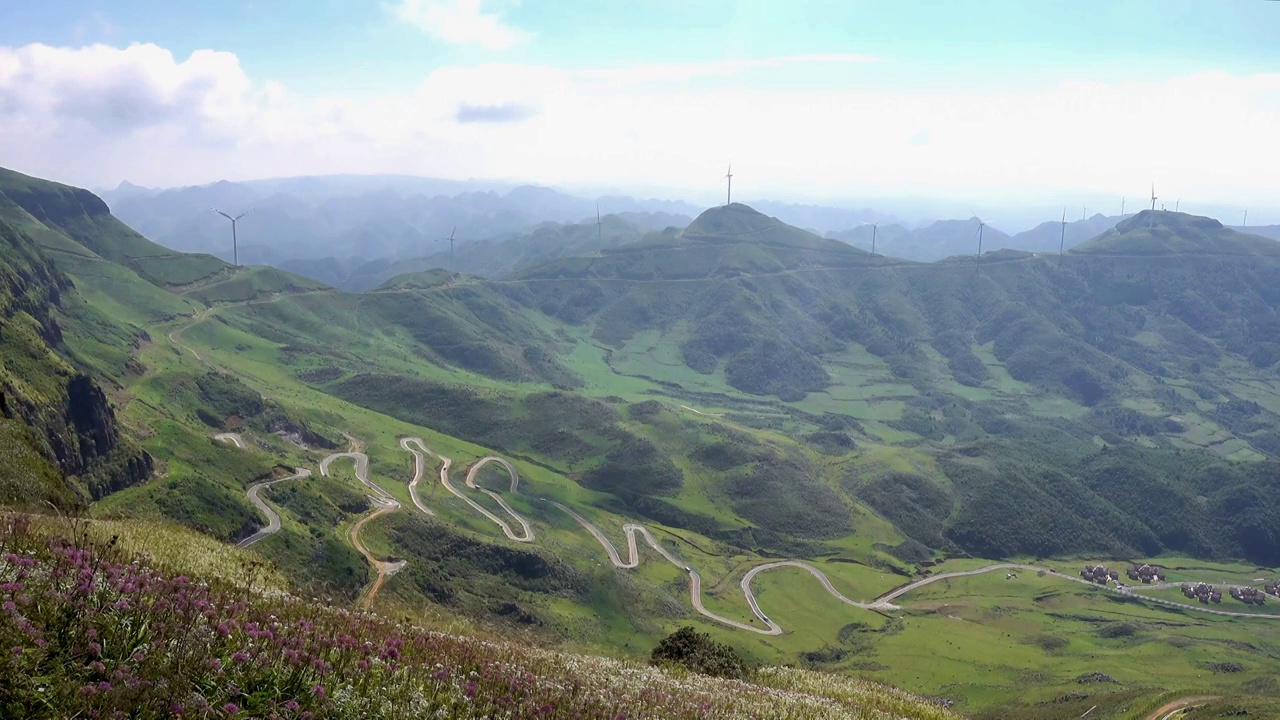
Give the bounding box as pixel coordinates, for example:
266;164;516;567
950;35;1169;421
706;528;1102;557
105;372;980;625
374;268;454;291
1073;210;1280;256
520;204;876;281
680;204;857;252
180;265;331;304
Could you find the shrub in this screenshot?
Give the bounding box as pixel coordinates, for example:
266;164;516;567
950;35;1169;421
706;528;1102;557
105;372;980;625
650;626;747;679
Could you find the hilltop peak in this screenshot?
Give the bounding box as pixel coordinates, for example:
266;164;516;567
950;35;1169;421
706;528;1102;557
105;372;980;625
1115;209;1223;234
1075;209;1278;257
684;203;779;238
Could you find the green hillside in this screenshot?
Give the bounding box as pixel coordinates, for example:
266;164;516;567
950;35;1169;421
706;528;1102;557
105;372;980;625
520;204;881;281
0;166;229;288
0;218;153;506
1075;210;1280;256
344;214;652;290
3;166;1280;716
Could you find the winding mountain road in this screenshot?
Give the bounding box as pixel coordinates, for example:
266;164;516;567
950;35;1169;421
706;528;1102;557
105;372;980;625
225;434;1280;629
214;432;247;449
463;456;534;542
405;436;534;543
237;467;312;548
320;451;406;608
218;431;312;549
399;437;436;517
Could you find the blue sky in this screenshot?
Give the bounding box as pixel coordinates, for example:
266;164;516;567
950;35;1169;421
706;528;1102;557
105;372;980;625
8;1;1277;92
2;0;1278;213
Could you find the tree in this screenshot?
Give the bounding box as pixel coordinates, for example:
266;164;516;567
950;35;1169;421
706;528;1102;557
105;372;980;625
649;626;746;679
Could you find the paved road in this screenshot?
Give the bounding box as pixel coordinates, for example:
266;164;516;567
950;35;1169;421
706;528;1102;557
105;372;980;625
552;502;771;633
214;432;247;449
406;437;534;543
399;437;436;517
463;456;534;542
237;467;313;548
321;451;406;608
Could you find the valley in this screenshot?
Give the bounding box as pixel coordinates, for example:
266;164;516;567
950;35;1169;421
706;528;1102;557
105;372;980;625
3;165;1280;717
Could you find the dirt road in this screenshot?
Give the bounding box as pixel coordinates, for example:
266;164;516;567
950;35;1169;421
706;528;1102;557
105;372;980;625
1144;695;1218;720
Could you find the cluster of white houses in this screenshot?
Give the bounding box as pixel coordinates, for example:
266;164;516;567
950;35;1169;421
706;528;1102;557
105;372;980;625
1080;564;1118;584
1125;563;1166;583
1230;585;1268;606
1081;564;1280;607
1180;582;1223;604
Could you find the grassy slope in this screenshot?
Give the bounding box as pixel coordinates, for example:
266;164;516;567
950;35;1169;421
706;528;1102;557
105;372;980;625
4;167;1280;715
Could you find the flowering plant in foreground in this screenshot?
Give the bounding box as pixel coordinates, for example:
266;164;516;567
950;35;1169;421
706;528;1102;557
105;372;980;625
0;514;959;719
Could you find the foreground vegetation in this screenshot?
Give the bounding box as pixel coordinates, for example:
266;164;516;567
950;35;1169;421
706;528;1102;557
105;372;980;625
0;514;958;719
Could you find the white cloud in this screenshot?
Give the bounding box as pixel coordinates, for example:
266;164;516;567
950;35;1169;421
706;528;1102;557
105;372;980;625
1;40;1278;214
386;0;530;50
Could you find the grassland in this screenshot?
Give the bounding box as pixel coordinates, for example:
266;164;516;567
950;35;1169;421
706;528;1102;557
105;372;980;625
9;170;1280;717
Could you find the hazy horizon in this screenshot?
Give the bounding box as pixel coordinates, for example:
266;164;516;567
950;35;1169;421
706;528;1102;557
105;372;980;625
2;1;1278;221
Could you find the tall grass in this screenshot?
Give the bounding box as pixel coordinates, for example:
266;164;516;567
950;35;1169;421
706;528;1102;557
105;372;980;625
0;513;958;719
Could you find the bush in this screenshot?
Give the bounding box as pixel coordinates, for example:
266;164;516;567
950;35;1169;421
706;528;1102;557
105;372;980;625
650;626;747;679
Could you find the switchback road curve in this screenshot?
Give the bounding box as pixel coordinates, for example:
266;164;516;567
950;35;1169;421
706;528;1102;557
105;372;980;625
228;433;1280;630
320;451;407;609
401;437;533;543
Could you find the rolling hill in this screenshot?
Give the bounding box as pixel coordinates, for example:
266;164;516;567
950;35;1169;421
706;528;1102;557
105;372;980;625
5;165;1280;716
828;213;1130;261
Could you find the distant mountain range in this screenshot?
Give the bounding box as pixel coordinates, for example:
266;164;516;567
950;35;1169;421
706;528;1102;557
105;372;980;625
827;213;1136;262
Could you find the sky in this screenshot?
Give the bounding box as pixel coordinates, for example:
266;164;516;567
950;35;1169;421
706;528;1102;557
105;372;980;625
1;0;1278;215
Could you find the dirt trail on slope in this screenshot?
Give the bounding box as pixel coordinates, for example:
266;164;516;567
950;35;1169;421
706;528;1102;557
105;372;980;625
1144;695;1219;720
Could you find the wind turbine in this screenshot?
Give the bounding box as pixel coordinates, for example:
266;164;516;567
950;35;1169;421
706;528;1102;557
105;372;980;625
596;203;602;244
1060;207;1068;259
860;220;879;256
1122;196;1126;215
1175;199;1180;212
210;207;252;267
1082;205;1086;221
1150;184;1158;212
972;211;986;266
725;163;733;206
1243;208;1249;227
443;226;457;271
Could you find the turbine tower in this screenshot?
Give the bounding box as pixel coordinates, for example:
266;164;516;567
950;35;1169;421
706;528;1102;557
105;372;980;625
1175;199;1180;212
1243;208;1249;227
725;163;733;206
210;207;252;267
596;202;602;244
1082;205;1086;221
1122;196;1126;215
1060;207;1067;259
